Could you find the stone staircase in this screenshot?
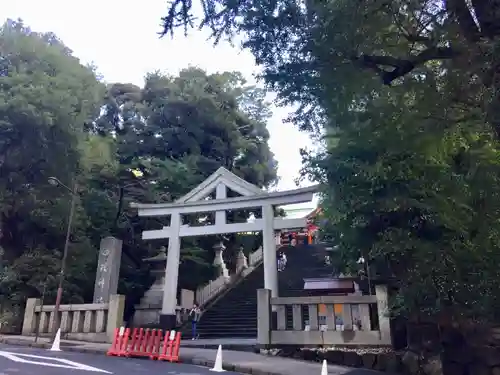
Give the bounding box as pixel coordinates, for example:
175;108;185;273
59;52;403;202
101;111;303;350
184;244;331;338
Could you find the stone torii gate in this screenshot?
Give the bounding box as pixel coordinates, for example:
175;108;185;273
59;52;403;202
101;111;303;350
130;167;317;329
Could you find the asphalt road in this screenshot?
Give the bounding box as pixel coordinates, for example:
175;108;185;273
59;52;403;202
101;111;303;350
0;344;242;375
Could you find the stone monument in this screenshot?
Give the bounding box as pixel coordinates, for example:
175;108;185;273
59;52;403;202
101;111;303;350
93;236;123;303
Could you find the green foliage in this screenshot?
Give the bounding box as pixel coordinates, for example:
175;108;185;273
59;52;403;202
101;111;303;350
159;0;500;133
0;18;278;324
159;0;500;323
0;19;104;306
316;87;500;320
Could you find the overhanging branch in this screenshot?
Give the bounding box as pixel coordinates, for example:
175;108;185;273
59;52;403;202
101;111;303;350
446;0;482;42
353;46;458;85
469;0;500;39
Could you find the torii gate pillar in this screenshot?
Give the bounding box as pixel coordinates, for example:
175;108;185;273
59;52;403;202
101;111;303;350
262;204;278;298
159;213;181;330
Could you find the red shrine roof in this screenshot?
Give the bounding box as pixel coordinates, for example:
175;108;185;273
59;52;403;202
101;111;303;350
306;207;322;219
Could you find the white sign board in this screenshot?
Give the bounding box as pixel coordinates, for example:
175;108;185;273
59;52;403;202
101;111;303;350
169;330;176;341
0;351;111;373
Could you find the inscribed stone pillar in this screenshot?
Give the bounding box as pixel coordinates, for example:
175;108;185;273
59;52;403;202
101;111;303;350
93;236;123;303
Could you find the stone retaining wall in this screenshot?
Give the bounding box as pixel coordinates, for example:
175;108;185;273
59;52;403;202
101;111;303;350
262;346;500;375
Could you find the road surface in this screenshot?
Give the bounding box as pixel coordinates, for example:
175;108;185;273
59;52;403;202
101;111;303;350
0;344;242;375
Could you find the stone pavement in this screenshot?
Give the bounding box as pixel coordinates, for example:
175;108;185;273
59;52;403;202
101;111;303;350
0;335;384;375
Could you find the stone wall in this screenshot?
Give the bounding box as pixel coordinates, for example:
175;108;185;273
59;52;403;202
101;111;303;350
405;322;500;375
262;344;500;374
439;345;500;375
262;347;403;373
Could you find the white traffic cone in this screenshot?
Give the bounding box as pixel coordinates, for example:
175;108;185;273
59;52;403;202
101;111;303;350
210;345;225;372
321;359;328;375
49;328;61;351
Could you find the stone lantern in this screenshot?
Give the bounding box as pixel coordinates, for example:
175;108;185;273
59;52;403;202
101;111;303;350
139;247;168;306
133;246;171;326
212;241;229;279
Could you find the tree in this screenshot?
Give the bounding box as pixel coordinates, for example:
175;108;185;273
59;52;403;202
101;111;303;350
159;0;499;135
0;19;105;311
158;0;500;327
97;69;277;189
95;68;278;294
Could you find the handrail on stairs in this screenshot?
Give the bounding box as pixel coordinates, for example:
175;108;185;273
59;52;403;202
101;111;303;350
248;246;263;266
195;246;264;308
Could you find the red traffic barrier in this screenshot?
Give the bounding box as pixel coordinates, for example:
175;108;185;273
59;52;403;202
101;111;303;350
107;327;130;357
126;327;151;357
107;327;181;362
126;328;163;359
158;330;181;362
147;329;164;359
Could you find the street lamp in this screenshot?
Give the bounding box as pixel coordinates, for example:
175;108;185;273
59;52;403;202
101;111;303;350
47;176;78;337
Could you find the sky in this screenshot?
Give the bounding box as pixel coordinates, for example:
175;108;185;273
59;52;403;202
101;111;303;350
1;0;317;209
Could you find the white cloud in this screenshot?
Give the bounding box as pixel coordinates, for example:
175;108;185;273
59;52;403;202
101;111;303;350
1;0;316;201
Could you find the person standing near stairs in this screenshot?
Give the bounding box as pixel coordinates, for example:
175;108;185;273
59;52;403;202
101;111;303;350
277;251;287;272
277;251;284;271
189;304;201;340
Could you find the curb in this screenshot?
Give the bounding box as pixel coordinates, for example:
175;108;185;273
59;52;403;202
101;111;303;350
181;343;258;353
0;338;105;355
0;337;282;375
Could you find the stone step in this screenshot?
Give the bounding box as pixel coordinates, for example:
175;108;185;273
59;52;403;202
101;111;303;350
203;308;257;316
195;324;258;331
199;318;257;324
194;244;331;338
203;305;258;312
210;301;255;306
204;298;257;305
195;332;257;339
203;314;257;324
194;329;257;334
